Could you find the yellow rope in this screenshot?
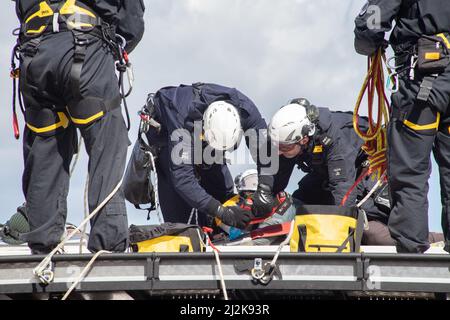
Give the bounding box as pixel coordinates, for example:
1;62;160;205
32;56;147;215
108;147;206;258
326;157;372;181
353;49;392;180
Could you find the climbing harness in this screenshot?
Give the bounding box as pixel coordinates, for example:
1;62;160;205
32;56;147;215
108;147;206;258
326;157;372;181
9;0;135;139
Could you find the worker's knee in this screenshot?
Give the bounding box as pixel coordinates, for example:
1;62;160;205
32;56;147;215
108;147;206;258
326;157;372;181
67;96;121;127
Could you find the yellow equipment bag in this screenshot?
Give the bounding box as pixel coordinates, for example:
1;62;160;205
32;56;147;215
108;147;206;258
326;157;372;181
129;223;205;253
290;205;364;253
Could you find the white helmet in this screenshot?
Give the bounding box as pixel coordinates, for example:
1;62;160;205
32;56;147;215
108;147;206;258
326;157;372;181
234;169;258;193
203;101;243;151
268;103;316;145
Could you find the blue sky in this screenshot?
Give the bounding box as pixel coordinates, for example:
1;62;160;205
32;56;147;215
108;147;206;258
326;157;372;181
0;0;443;231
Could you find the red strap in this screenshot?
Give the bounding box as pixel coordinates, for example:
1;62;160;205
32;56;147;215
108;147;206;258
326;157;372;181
250;222;292;240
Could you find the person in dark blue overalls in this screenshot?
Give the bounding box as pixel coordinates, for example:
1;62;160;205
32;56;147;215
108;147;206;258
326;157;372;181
266;98;444;246
146;83;270;229
354;0;450;253
13;0;145;254
267;98;369;207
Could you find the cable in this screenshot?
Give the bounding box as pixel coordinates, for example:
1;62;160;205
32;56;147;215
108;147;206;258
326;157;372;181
79;173;89;254
268;220;295;268
355;50;391;169
148;151;164;224
61;250;110;300
69;137;83;177
356;171;387;209
205;233;228;300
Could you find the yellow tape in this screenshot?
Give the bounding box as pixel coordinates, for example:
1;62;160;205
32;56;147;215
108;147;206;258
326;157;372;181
70;111;104;125
26;112;69;134
437;33;450;49
403;112;441;131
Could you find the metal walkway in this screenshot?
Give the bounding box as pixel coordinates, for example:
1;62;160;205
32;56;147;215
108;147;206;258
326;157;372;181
0;250;449;299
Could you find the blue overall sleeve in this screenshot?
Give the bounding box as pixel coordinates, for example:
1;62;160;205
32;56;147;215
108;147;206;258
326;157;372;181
116;0;145;53
354;0;402;56
323;123;358;206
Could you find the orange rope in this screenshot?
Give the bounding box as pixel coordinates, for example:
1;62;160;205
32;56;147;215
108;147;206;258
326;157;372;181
341;50;393;206
353;49;391;181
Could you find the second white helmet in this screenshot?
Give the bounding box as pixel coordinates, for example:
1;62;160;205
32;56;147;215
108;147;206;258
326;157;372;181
268;103;316;145
203;101;243;151
234;169;258;193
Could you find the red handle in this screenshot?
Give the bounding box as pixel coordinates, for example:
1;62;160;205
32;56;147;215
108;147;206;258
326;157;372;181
13;113;20;140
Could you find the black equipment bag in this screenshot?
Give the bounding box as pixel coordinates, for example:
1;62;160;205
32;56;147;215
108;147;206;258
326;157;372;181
123;133;157;210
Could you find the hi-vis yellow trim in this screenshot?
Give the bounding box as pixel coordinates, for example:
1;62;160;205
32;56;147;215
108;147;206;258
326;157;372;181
136;236;194;253
26;25;47;35
25;1;54;24
425;52;441;60
437;33;450;49
26;112;69;133
70;111;104;125
313;145;323;153
60;0;96;18
403;112;441;131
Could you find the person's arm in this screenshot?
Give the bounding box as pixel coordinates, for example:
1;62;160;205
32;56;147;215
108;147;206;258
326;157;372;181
324;126;357;206
272;156;297;194
354;0;402;56
116;0;145;53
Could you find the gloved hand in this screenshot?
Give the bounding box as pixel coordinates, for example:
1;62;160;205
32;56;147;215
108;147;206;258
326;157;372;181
252;183;276;217
206;198;253;229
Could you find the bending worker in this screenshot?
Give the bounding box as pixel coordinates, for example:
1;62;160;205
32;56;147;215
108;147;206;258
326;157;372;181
14;0;145;254
266;98;445;246
143;83;271;229
354;0;450;253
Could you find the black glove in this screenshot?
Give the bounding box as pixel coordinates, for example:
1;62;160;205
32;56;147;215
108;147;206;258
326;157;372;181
206;198;253;229
252;183;276;217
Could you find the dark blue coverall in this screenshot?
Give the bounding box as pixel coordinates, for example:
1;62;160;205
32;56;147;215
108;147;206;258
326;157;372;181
272;108;374;208
147;83;268;226
355;0;450;253
15;0;145;253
